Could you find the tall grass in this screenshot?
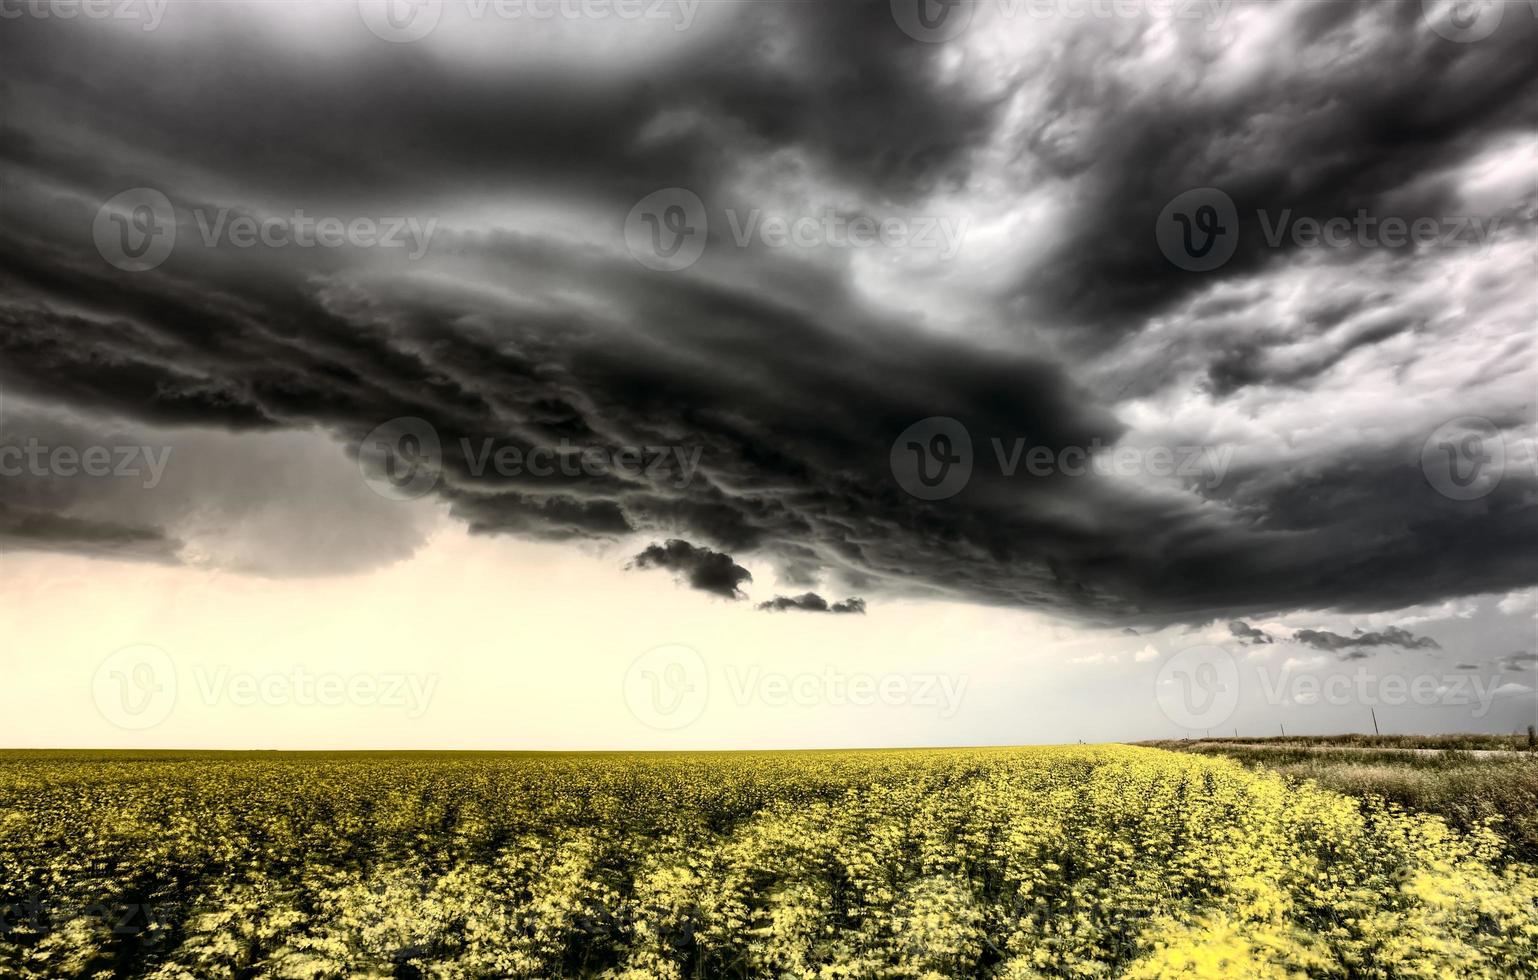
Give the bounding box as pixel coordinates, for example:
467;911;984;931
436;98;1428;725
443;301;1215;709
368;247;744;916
1153;739;1538;863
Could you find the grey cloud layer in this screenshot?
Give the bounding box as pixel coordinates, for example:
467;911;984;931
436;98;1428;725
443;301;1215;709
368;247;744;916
1;2;1535;624
1290;626;1443;654
757;593;867;614
629;540;753;600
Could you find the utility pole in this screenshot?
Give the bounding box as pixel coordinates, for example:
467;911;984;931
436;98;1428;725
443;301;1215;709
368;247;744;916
1370;707;1380;736
1279;721;1286;737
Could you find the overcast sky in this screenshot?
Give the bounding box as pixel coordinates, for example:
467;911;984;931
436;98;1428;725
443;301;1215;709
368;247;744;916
1;0;1534;748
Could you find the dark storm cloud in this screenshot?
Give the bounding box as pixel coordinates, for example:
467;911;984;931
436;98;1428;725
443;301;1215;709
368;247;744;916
1009;0;1538;336
757;593;866;614
0;0;992;226
1;2;1535;626
629;540;753;600
1450;651;1534;673
1228;621;1272;645
0;501;178;564
1290;626;1442;654
1204;315;1421;397
0;400;436;575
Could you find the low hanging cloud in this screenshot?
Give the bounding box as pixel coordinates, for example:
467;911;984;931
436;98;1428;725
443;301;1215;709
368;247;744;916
628;539;753;600
0;2;1534;628
757;593;866;614
1289;625;1442;657
1228;621;1273;645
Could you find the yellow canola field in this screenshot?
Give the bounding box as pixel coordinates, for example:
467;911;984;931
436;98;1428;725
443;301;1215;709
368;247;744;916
1;745;1534;978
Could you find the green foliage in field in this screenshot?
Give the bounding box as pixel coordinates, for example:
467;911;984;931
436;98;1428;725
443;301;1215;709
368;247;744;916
1151;734;1535;752
1158;740;1538;865
1;746;1535;979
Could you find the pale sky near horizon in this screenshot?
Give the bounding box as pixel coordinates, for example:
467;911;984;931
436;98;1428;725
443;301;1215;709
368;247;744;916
3;489;1533;750
1;2;1536;749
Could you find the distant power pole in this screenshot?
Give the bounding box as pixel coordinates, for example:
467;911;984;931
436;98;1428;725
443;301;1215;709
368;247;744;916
1370;708;1380;736
1279;721;1286;737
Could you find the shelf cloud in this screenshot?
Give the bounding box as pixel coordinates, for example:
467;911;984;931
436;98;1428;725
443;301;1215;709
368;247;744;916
2;1;1535;628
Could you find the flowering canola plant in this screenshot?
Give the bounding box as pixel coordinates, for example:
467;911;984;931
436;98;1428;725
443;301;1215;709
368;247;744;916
0;746;1534;978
